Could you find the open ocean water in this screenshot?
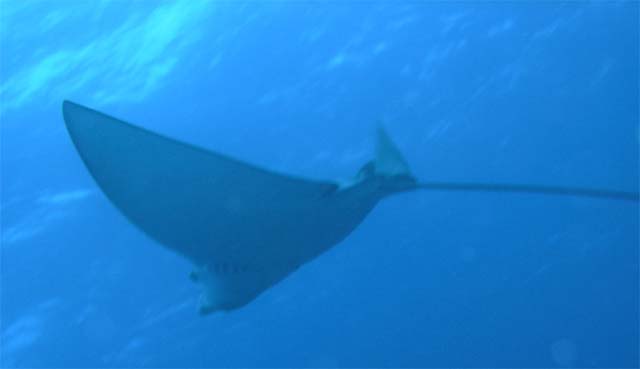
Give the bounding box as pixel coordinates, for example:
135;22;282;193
1;1;638;368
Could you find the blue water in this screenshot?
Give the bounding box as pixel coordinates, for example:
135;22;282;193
1;1;638;367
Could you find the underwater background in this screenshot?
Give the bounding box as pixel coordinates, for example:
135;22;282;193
1;1;638;367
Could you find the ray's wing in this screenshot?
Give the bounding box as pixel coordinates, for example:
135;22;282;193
63;101;338;268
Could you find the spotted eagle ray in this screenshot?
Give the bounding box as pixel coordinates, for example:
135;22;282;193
62;100;638;315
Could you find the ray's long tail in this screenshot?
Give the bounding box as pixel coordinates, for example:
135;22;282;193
416;182;639;202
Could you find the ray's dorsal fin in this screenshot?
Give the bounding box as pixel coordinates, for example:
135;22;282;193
374;126;413;177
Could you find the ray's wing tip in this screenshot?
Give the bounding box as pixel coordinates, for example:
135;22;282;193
63;100;101;132
62;100;75;131
62;99;78;113
62;100;93;115
62;100;81;126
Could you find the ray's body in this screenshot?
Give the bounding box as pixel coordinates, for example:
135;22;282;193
64;101;399;313
62;100;638;314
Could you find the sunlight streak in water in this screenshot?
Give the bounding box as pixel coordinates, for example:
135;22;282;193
0;1;212;114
